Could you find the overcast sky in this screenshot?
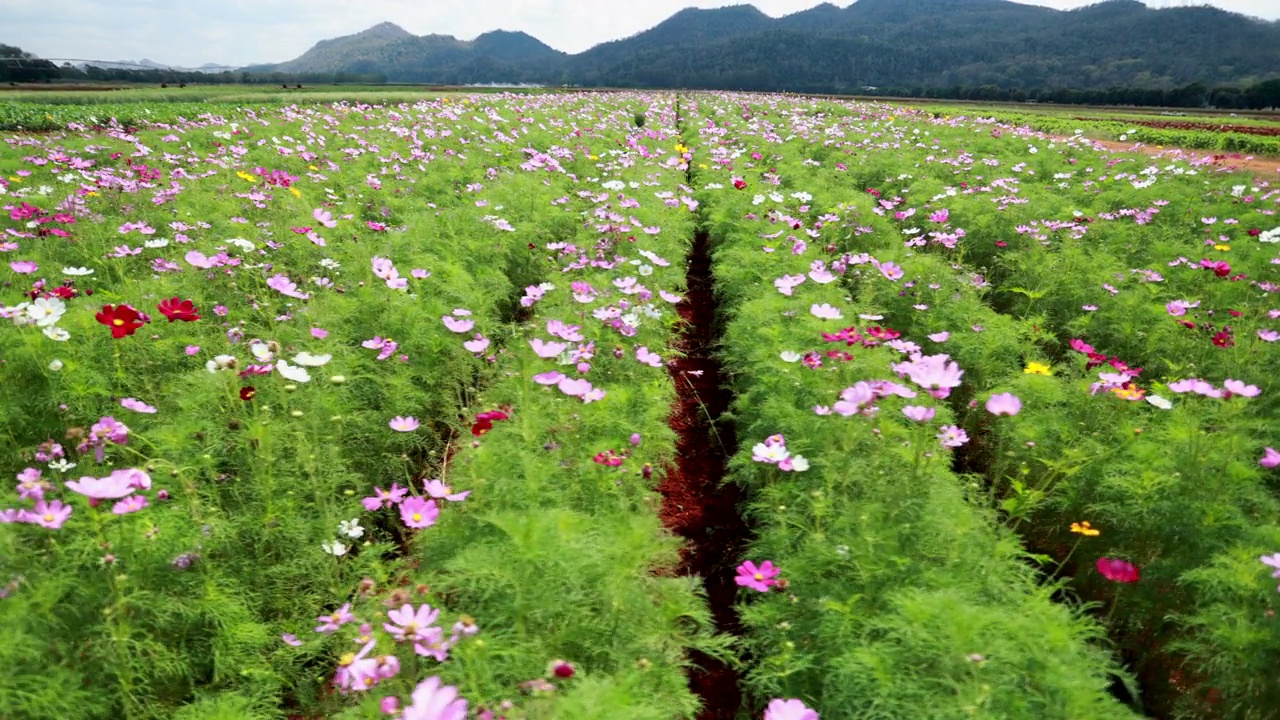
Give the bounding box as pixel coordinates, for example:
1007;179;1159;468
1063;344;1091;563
7;0;1279;68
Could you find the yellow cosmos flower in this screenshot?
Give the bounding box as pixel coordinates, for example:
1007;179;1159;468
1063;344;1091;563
308;164;318;171
1214;244;1230;252
674;143;689;154
236;171;256;182
1024;361;1052;376
589;155;598;160
1070;521;1100;537
289;187;301;198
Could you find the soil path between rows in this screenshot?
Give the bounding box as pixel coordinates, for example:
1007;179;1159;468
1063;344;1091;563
658;227;747;720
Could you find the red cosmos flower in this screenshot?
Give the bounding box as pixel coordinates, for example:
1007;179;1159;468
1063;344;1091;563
1096;557;1140;584
1212;330;1235;348
732;178;748;190
157;297;200;322
95;304;148;338
470;409;510;437
239;387;256;401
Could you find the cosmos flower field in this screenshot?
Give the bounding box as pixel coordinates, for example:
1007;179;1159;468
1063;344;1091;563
2;91;1280;720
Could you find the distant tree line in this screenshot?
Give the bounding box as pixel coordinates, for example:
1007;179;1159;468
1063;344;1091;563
859;81;1280;111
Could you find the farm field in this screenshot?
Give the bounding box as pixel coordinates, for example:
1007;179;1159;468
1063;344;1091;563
2;91;1280;720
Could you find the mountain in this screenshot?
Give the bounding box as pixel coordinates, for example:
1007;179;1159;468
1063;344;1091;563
250;0;1280;91
244;22;563;83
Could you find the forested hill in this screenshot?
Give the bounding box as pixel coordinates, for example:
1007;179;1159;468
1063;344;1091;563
249;0;1280;92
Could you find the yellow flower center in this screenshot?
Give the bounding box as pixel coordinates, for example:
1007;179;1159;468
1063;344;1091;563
412;513;422;522
753;573;763;581
338;652;356;667
112;319;124;326
43;514;54;523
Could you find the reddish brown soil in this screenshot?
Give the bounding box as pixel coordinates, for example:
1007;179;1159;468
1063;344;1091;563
658;229;746;720
1072;116;1280;138
1074;136;1280;175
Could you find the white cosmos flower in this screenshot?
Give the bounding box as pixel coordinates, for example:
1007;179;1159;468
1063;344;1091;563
42;326;70;342
48;359;64;371
144;238;169;249
338;519;364;539
780;351;802;363
205;354;238;373
62;266;94;276
1145;394;1173;410
250;341;275;362
226;238;255;251
48;458;76;472
321;540;348;556
27;297;66;327
293;352;331;367
275;360;312;383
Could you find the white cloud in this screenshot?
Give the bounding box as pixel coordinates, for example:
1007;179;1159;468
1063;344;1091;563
7;0;1278;68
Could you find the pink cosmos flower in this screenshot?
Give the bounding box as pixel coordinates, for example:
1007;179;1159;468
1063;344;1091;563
533;371;565;385
389;416;420;432
10;260;37;274
311;327;329;339
399;496;439;529
266;274;310;300
937;425;969;448
530;338;567;358
31;499;72;529
384;603;440;643
985;392;1022;416
463;335;490;353
810;303;843;320
112;495;149;515
764;698;819;720
1258;329;1280;343
1223;379;1261;398
120;397;157;414
401;676;467;720
313;208;337;228
557;377;593;397
927;331;950;342
65;474;136;500
1260;448;1280;469
441;315;474;333
735;560;780;592
315;602;356;633
423;479;470;502
901;406;935;423
1095;557;1140;584
281;633;303;647
361;483;409;511
636;346;663;367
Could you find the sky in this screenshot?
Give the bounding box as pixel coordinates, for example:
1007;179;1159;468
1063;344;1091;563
7;0;1279;68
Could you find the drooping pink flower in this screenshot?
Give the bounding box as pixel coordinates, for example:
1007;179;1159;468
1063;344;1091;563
1095;557;1140;583
1223;379;1261;398
985;392;1022;416
937;425;969;448
120;397;157;414
764;698;819;720
636;346;663;367
441;315;474;333
901;406;935;423
735;560;780;592
423;479;470;502
389;416;420;432
530;338;567;358
65;474;136;500
399;496;439;529
1260;447;1280;469
810;303;843;320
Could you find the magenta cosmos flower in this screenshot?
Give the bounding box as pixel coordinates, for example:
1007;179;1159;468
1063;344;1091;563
1095;557;1140;584
399;496;439;529
764;698;819;720
401;676;467;720
735;560;780;592
985;392;1022;416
